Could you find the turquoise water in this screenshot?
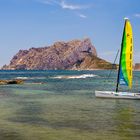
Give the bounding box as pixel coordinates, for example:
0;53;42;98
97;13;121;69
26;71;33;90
0;70;140;140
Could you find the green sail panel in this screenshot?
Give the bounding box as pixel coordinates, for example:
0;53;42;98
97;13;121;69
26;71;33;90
119;19;133;89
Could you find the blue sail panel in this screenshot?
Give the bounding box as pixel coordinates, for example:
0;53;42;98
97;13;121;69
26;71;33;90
119;67;128;86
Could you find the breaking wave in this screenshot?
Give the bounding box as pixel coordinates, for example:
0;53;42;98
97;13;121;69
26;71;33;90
16;77;29;79
15;77;46;80
52;74;97;79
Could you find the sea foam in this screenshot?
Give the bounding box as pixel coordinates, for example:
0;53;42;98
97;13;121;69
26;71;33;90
52;74;97;79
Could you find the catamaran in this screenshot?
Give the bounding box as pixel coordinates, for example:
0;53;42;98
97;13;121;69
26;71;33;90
95;18;140;99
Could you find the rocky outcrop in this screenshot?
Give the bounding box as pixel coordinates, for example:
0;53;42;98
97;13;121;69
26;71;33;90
134;63;140;70
2;38;115;70
0;79;24;85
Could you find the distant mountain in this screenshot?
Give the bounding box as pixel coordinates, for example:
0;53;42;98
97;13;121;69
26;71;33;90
2;38;116;70
134;63;140;70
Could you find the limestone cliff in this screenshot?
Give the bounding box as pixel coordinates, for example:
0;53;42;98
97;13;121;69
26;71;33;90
2;38;115;70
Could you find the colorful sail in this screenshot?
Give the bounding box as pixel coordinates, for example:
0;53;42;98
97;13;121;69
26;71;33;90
119;19;133;89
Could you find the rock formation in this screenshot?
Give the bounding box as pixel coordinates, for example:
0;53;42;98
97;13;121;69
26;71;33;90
134;63;140;70
0;79;23;85
2;38;115;70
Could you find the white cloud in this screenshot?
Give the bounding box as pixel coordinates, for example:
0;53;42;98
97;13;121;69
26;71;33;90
78;14;87;18
134;13;140;18
60;1;88;10
39;0;58;5
40;0;90;10
41;0;53;5
38;0;90;18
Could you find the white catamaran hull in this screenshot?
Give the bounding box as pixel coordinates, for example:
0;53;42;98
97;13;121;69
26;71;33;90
95;90;140;99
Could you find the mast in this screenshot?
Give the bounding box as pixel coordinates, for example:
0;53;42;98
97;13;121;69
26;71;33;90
116;19;127;92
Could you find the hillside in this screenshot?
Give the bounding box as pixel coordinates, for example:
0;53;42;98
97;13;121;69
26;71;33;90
2;38;115;70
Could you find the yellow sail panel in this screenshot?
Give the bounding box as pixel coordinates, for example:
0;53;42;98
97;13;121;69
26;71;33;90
125;20;133;88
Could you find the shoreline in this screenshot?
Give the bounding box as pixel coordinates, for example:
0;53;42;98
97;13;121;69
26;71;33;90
0;69;140;71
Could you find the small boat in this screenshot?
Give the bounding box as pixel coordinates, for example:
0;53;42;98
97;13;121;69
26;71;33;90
95;18;140;99
95;91;140;99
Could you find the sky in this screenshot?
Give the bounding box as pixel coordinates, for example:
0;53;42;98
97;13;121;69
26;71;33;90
0;0;140;67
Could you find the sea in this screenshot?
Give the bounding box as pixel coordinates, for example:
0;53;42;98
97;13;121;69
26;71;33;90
0;70;140;140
